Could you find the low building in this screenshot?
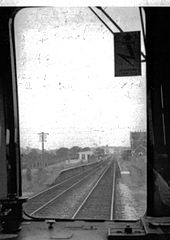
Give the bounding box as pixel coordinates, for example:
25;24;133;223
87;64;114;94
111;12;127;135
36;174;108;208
78;150;94;162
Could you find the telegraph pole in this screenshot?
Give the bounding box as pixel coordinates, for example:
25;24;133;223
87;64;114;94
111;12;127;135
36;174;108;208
38;132;49;168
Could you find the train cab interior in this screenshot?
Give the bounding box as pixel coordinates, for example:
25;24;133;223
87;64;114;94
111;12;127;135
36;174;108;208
1;5;170;240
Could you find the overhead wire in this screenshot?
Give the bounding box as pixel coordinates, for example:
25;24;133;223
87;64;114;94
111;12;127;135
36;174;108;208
89;6;146;61
89;7;114;35
139;7;146;54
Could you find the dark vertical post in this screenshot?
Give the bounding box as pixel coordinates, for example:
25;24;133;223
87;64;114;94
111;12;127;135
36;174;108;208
0;8;27;233
38;131;49;167
145;7;170;216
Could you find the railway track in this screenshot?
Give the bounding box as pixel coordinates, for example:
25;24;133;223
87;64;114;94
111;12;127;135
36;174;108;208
24;161;109;216
72;161;116;220
24;159;117;220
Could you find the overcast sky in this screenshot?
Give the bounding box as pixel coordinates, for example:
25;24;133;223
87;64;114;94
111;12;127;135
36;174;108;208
14;7;146;149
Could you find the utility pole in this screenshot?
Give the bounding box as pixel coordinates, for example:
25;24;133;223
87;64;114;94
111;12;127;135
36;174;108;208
38;132;49;168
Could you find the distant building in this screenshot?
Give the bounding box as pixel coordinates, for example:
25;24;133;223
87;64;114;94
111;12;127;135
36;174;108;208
78;150;94;162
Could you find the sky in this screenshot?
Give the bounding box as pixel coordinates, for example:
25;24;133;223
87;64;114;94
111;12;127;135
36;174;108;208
14;7;146;150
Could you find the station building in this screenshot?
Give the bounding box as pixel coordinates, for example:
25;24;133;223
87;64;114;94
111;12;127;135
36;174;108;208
78;150;94;162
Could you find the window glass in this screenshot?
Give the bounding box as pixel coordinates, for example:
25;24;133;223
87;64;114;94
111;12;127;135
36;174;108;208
15;7;146;220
